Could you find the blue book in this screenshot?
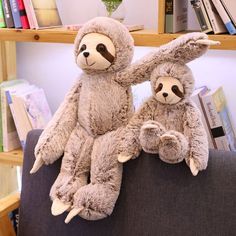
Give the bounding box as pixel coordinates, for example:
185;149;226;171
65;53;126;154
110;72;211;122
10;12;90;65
9;0;22;28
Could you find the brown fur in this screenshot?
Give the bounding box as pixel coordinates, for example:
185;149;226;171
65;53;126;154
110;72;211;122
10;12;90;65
33;17;209;220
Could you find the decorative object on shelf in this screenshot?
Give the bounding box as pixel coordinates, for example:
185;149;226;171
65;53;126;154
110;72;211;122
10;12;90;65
30;16;214;223
98;0;125;22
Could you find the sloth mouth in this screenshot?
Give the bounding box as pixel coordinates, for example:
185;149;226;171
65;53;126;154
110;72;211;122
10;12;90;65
85;58;96;67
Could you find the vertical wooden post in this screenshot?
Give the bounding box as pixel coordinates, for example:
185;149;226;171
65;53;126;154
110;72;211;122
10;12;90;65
0;41;17;82
158;0;165;34
0;215;16;236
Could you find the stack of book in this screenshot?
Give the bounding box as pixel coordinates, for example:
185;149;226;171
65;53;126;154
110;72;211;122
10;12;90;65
0;79;52;151
190;0;236;35
0;0;62;29
191;86;236;151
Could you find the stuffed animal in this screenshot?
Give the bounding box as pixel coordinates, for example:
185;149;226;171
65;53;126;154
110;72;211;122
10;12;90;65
30;17;214;222
118;62;210;176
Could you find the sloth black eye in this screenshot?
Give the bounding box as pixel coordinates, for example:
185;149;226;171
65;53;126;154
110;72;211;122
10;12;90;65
79;44;86;53
158;83;163;90
155;83;163;93
172;85;178;92
96;44;107;52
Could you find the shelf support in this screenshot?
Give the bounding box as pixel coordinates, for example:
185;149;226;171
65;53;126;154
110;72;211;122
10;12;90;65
0;41;17;82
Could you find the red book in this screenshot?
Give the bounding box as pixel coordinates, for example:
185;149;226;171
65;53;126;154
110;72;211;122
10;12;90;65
16;0;29;29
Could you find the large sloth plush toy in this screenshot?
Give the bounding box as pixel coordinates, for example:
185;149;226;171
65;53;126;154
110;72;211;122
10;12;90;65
118;62;209;176
30;17;214;222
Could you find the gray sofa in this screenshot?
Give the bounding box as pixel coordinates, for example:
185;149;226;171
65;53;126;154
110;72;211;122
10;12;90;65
19;130;236;236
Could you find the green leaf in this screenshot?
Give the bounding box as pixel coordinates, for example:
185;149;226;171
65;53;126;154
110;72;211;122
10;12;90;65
101;0;123;16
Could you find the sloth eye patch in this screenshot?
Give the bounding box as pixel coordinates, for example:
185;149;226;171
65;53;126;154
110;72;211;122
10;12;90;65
172;85;184;98
155;83;163;93
96;43;115;63
80;44;87;53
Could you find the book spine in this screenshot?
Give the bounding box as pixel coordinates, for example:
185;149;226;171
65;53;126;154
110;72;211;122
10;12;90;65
22;0;34;28
190;0;213;33
202;93;230;151
191;90;215;149
165;0;173;33
202;0;227;34
0;0;6;27
211;0;236;35
16;0;29;29
221;0;236;26
9;0;21;28
27;0;38;29
2;0;14;28
6;91;24;148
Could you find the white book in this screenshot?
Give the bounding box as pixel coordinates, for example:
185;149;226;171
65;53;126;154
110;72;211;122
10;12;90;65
201;87;234;151
202;0;227;34
191;87;215;149
0;80;29;152
211;0;236;34
221;0;236;26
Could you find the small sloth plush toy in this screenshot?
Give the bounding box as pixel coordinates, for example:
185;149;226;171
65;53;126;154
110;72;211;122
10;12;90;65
30;16;216;222
118;62;209;176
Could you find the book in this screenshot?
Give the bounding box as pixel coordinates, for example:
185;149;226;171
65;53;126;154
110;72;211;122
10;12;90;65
9;0;22;28
191;86;215;149
202;0;227;34
2;0;15;28
202;87;236;151
211;0;236;35
16;0;30;29
22;0;36;28
221;0;236;26
0;80;28;152
190;0;213;33
0;0;6;27
165;0;188;33
23;0;62;29
6;86;52;148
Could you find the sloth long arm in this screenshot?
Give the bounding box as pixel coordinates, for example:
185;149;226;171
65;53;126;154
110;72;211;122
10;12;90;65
31;80;82;173
116;32;209;87
184;103;209;172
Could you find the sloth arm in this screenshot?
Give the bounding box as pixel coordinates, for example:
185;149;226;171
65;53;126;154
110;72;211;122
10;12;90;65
183;103;209;171
34;80;82;165
119;99;154;158
115;32;208;87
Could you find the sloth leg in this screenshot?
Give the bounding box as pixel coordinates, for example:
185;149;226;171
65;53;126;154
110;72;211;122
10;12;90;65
50;124;93;216
65;128;123;222
158;130;189;164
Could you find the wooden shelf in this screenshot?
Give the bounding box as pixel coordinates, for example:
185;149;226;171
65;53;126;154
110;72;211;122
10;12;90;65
0;192;20;217
0;149;23;166
0;28;235;50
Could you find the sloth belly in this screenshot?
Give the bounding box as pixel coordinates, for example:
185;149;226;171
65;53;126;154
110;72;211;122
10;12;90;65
78;80;133;136
154;106;185;133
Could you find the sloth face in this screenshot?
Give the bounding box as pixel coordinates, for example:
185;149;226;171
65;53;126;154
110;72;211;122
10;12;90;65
76;33;116;71
153;77;184;105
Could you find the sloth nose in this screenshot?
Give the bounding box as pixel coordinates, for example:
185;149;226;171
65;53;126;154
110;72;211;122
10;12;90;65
83;52;90;58
163;92;168;98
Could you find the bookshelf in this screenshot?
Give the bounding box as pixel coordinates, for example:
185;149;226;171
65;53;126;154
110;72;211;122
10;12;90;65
0;28;235;50
0;0;235;167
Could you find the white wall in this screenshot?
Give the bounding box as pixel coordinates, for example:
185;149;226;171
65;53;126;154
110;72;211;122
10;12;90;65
16;0;236;130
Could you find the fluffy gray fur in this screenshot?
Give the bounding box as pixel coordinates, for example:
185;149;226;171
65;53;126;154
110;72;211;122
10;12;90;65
33;17;209;221
120;62;209;171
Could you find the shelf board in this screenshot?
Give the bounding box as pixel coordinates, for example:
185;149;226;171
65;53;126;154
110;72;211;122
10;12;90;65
0;28;235;50
0;192;20;217
0;149;23;166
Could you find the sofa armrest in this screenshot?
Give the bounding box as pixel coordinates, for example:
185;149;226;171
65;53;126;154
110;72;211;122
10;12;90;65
0;192;20;218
